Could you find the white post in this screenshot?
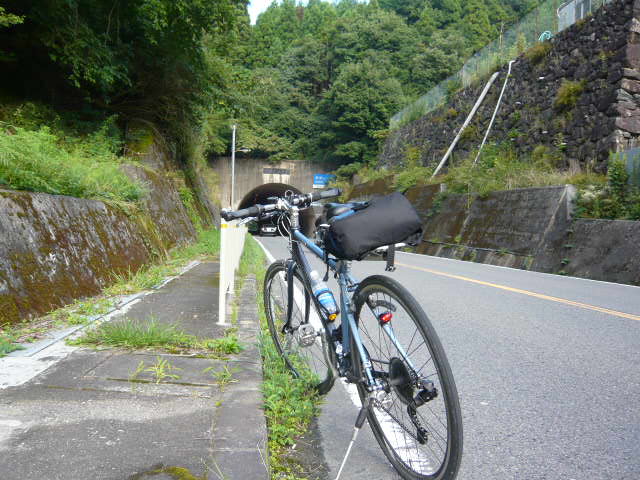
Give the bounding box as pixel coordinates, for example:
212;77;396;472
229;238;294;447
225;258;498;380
231;124;236;208
217;219;247;325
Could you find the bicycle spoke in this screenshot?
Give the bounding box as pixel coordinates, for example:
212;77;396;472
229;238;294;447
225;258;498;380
351;277;461;479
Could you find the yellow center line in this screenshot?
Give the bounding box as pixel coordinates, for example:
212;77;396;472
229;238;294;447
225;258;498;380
395;262;640;322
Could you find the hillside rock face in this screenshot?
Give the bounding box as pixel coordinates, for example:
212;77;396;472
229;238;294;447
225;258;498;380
382;0;640;173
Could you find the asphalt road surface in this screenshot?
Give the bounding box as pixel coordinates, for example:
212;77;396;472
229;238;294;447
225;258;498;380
257;235;640;480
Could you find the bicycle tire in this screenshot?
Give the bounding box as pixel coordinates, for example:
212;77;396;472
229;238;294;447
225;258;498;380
264;260;335;394
351;275;462;480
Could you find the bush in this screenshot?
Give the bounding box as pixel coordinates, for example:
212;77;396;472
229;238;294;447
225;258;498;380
554;80;585;112
575;158;640;220
524;42;552;65
335;162;363;179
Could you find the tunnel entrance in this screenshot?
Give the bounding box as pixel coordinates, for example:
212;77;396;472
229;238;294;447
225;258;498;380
237;183;316;237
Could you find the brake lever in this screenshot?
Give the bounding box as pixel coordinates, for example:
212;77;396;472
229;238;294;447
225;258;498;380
237;217;257;226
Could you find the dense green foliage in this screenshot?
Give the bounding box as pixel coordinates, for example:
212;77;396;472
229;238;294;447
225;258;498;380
0;0;542;191
235;0;541;166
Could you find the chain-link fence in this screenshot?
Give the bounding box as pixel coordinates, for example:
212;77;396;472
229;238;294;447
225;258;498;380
390;0;611;128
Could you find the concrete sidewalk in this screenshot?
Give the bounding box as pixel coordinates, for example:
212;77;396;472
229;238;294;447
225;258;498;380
0;262;268;480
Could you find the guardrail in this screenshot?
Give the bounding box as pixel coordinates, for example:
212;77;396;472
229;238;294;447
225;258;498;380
218;219;247;325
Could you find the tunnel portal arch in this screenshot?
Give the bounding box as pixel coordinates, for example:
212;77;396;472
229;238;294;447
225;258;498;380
238;183;316;237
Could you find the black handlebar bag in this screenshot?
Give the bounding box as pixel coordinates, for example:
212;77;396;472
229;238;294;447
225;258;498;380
324;192;422;260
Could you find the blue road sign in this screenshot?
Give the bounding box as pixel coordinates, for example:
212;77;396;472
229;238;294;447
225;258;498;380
313;173;336;188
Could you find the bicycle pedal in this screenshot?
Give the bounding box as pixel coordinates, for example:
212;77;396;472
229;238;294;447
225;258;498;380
297;324;316;347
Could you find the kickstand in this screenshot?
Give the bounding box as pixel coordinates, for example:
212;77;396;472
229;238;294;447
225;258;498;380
335;397;373;480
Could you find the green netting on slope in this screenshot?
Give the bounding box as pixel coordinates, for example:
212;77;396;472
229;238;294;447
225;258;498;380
390;0;611;128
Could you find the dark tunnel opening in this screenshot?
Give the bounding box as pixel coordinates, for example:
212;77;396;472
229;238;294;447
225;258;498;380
237;183;316;237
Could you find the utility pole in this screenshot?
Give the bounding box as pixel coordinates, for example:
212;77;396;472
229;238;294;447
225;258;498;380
231;124;236;208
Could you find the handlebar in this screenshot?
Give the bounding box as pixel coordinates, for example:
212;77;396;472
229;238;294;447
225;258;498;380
310;188;341;202
221;187;341;221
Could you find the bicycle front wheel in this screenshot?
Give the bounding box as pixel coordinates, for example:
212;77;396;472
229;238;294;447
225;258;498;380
351;275;462;480
264;260;335;394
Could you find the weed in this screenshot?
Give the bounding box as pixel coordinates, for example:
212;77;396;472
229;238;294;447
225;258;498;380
531;145;562;170
0;329;24;357
179;186;204;232
202;331;242;357
445;108;458;119
70;318;197;350
524;42;552;65
66;312;89;326
145;356;181;383
203;363;239;390
554;80;586;112
129;360;147;382
236;235;322;478
459;124;479;143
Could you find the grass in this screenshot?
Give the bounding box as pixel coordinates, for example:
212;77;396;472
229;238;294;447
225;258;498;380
0;228;221;356
104;228;220;296
70;318;241;356
0;332;24;356
0;122;144;203
236;235;322;479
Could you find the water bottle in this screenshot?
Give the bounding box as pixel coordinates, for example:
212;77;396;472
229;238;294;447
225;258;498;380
309;270;339;321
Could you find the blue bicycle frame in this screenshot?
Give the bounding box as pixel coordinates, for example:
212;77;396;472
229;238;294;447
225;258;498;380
290;228;379;387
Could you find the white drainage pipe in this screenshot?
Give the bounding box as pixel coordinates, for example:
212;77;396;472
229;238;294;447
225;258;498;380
431;71;500;178
473;60;516;165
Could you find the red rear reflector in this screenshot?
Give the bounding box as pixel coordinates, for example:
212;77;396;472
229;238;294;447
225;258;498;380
379;312;392;323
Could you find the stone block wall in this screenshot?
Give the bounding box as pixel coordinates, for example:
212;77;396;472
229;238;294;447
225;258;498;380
382;0;640;174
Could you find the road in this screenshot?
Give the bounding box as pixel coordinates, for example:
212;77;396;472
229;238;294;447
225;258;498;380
257;235;640;480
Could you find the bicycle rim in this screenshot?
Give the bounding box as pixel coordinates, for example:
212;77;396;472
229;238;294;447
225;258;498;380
352;275;462;480
264;260;335;394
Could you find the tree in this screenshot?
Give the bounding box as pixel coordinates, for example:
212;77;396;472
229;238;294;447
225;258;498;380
0;6;23;28
379;0;427;24
318;60;404;164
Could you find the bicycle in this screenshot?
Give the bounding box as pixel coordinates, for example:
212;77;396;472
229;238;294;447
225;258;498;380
221;188;462;480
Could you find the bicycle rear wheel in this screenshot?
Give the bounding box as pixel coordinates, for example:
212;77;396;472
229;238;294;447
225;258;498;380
351;275;462;480
264;260;335;394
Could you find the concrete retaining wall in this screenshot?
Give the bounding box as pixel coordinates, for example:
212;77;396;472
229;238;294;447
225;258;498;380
347;179;639;285
534;218;640;284
0;165;198;324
